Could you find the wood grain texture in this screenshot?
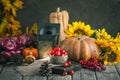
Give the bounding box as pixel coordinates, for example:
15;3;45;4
0;65;2;71
115;63;120;76
23;75;47;80
1;64;120;80
72;70;81;80
81;69;96;80
0;65;3;74
0;66;22;80
48;74;72;80
96;66;120;80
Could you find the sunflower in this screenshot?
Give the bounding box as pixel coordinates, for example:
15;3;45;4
103;47;120;65
96;28;114;50
96;28;112;40
96;39;114;48
114;32;120;45
112;32;120;51
64;21;94;38
95;28;120;65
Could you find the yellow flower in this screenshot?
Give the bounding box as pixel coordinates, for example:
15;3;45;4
97;28;112;40
102;48;120;65
65;21;94;38
96;39;114;48
114;32;120;45
13;0;24;9
118;47;120;51
96;28;115;49
97;30;120;65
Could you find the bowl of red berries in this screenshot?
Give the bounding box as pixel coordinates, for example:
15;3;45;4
49;47;68;64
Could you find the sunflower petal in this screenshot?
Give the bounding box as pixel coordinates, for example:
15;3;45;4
64;30;72;35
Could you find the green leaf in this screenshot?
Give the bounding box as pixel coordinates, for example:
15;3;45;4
91;30;98;39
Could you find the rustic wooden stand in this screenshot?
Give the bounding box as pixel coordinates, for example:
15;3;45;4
0;63;120;80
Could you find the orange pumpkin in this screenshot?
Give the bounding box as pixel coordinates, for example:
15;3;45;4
22;47;38;63
59;36;101;61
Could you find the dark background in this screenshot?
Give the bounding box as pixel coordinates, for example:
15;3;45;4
3;0;120;36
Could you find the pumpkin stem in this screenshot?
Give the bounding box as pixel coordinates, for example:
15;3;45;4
57;7;60;12
77;37;81;40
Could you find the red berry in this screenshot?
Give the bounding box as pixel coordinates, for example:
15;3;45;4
94;67;99;71
63;62;69;67
54;51;61;56
69;70;75;75
49;50;55;55
67;61;72;66
60;53;65;56
60;50;67;55
79;60;83;64
54;47;61;52
62;72;68;76
63;52;67;55
60;49;64;53
101;66;106;70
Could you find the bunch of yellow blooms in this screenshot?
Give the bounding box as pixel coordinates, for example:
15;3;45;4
96;29;120;65
0;0;23;37
65;21;120;65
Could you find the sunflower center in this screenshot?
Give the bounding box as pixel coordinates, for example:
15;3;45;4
100;35;105;39
10;0;16;3
107;52;116;62
74;29;85;35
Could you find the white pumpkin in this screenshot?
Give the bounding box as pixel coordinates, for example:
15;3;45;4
49;7;69;41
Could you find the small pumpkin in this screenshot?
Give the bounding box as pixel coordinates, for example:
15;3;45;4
22;47;38;64
49;7;69;41
59;36;101;61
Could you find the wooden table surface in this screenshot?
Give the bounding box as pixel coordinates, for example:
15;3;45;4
0;63;120;80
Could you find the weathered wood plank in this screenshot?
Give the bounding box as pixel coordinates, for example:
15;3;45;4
81;69;96;80
96;66;120;80
48;74;72;80
0;65;2;71
23;75;47;80
0;65;3;74
0;66;23;80
115;63;120;75
73;70;81;80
